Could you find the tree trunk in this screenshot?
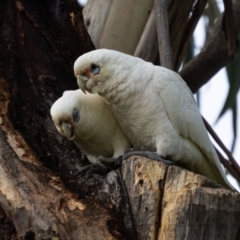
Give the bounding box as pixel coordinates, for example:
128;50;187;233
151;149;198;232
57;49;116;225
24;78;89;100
122;157;240;240
83;0;153;55
0;128;135;239
0;0;135;239
0;1;239;239
1;139;239;240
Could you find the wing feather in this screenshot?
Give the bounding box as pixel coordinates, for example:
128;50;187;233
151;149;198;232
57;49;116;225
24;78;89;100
152;67;231;187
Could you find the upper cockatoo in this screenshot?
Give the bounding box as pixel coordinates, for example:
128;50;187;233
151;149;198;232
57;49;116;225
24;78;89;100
50;89;132;167
74;49;233;189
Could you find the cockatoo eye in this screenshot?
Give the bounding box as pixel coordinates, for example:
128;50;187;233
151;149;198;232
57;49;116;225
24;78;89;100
90;64;100;75
72;108;80;123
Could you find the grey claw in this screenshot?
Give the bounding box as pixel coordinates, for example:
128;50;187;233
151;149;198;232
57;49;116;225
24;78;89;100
98;156;117;169
73;163;108;178
98;155;124;169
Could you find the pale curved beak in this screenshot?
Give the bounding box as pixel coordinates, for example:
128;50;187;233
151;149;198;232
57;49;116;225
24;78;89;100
76;75;89;94
61;122;75;140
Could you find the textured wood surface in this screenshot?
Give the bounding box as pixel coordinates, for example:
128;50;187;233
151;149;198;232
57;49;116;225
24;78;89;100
122;156;240;240
0;129;136;239
0;133;239;239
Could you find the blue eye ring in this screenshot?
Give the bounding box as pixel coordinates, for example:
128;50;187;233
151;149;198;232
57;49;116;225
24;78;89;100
72;108;80;123
90;64;100;75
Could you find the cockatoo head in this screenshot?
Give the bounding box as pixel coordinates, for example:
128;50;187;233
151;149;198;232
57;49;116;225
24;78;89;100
74;49;121;95
50;90;83;140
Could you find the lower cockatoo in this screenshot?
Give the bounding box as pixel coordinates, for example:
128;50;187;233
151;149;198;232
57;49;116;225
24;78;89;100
50;89;132;173
74;49;233;189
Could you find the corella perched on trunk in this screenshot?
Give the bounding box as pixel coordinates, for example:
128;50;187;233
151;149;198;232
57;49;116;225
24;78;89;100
74;49;233;189
50;89;132;173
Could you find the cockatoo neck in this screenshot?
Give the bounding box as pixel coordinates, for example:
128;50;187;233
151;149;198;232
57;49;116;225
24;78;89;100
101;58;145;106
101;79;129;105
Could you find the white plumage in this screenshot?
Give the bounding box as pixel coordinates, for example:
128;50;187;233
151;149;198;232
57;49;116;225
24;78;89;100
74;49;233;189
50;89;132;164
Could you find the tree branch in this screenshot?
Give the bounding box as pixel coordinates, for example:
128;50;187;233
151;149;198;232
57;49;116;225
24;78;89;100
180;0;240;93
134;10;159;64
174;0;207;70
203;117;240;177
216;148;240;182
223;0;236;56
154;0;173;69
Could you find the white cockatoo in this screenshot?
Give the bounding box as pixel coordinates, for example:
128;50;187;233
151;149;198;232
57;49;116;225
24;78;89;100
50;89;132;168
74;49;233;189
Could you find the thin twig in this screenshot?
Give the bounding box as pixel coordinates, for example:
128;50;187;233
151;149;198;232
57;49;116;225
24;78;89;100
203;117;240;176
180;0;240;93
216;148;240;182
174;0;207;70
154;0;173;69
223;0;236;56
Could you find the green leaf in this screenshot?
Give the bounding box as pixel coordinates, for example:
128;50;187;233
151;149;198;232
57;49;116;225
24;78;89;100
219;53;240;119
217;38;240;152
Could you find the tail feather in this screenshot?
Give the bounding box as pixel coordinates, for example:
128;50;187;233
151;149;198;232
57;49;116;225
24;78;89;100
196;156;234;190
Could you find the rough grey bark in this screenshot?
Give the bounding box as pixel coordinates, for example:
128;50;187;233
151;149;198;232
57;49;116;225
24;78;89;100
0;0;135;238
0;0;95;177
1;136;239;240
0;129;136;239
122;157;240;240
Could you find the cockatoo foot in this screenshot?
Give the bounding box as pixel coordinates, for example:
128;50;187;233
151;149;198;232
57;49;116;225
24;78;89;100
73;163;109;178
123;150;175;165
98;150;175;170
98;156;117;169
